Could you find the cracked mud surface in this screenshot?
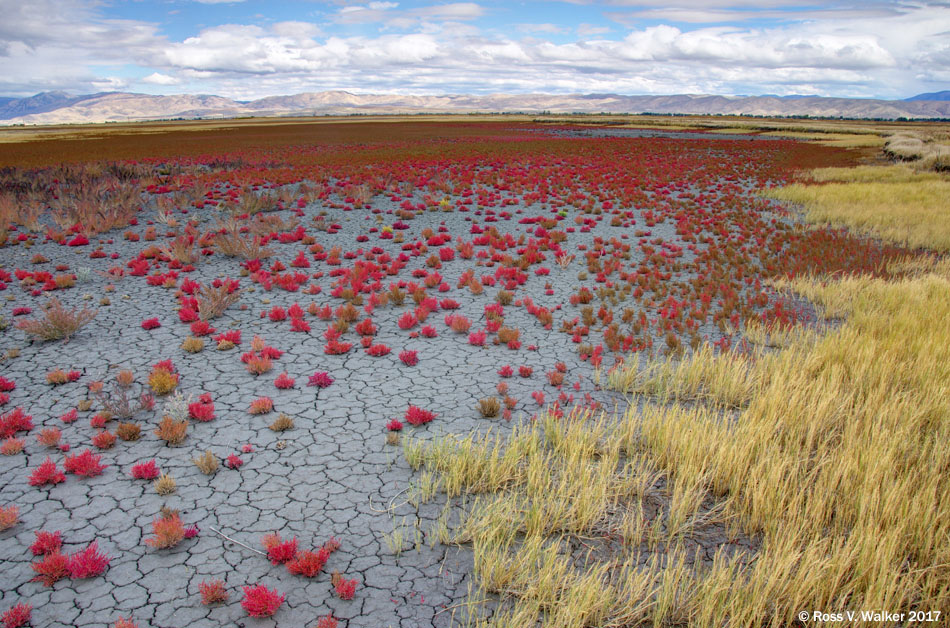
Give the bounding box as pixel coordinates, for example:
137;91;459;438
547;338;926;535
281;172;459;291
0;128;808;627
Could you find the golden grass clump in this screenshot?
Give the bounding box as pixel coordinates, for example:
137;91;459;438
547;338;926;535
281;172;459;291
193;450;219;475
477;397;501;418
268;413;294;431
154;473;176;495
181;336;205;353
15;297;97;342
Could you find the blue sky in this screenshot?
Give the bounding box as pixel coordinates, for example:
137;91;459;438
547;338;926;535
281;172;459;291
1;0;948;99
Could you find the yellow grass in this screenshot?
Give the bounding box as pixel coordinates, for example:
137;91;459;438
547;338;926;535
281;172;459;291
765;176;950;251
407;254;950;626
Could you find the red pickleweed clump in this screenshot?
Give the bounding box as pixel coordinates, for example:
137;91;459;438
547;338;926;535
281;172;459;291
274;372;295;389
212;329;241;345
0;377;14;392
241;585;284;618
113;617;138;628
386;419;403;432
397;312;418;330
30;530;63;555
405;406;436;426
31;551;67;586
29;457;66;487
190;320;216;336
468;331;487;346
130;459;159;480
268;306;287;321
1;602;31;628
286;547;330;577
91;431;116;450
519;365;533;378
334;576;358;600
1;438;24;455
60;408;78;423
307;372;334;388
36;427;61;447
199;579;229;605
354;318;376;336
63;449;106;477
398;350;418;366
290;317;311;332
532;391;546;406
365;344;390;357
0;505;19;531
262;533;298;565
141;318;161;330
316;614;339;628
248;397;274;414
324;340;352;355
66;541;111;578
145;513;188;549
420;325;437;338
188;394;215;421
0;407;32;439
226;454;243;469
498;365;513;377
89;412;109;429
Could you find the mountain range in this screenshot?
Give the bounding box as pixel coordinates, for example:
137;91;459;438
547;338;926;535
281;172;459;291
1;90;948;125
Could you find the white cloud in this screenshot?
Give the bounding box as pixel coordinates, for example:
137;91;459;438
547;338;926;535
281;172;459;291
142;72;181;85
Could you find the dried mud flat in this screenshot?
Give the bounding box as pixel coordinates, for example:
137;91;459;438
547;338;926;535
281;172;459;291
0;124;870;627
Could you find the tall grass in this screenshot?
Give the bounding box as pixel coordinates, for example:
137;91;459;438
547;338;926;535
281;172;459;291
765;176;950;252
408;258;950;626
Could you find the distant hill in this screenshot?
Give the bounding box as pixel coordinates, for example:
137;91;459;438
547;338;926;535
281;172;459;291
1;90;949;125
905;90;950;102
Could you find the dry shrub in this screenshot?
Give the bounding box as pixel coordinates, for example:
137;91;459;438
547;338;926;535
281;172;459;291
197;283;241;321
269;414;294;432
193;450;219;475
116;422;141;441
478;397;501;418
15;297;97;342
181;337;204;353
154;473;176;495
155;416;188;445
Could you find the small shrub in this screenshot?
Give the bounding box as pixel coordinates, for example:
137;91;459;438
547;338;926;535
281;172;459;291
226;454;244;469
181;336;205;353
66;541;110;578
249;397;274;414
0;505;19;531
496;289;513;305
262;533;298;565
15;297;97;342
449;316;471;333
145;513;186;549
1;438;24;455
188;394;215;421
154;473;176;495
478;397;501;418
31;551;68;587
269;414;294;431
116;422;141;441
245;354;273;375
334;576;358;600
307;372;334;388
91;431;117;450
241;585;285;618
155;416;188;445
148;366;179;396
518;365;533;378
274;372;295;389
131;460;159;480
193;450;219;475
398;350;418;366
199;579;229;605
29;458;66;486
197;281;241;320
287;548;330;577
547;371;565;386
63;449;106;477
113;618;139;628
1;603;31;628
497;327;520;344
405;406;436;426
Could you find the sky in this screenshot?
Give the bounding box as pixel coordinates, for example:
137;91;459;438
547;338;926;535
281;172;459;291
1;0;948;100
